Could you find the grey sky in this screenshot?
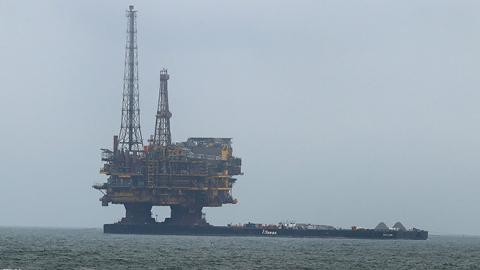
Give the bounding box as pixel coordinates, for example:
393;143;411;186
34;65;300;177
1;0;479;235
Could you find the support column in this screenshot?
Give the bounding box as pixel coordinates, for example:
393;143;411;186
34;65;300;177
165;205;208;226
121;203;155;224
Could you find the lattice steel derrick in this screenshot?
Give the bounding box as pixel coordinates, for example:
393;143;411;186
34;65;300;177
118;5;143;152
153;69;172;147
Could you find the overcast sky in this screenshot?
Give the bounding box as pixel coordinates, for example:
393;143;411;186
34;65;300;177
1;0;479;235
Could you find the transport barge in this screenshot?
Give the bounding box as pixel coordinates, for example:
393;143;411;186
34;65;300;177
104;222;428;240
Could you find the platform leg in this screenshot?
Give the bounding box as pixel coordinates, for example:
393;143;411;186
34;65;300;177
121;203;155;224
166;205;208;226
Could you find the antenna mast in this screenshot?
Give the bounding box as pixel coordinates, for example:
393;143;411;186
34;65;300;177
118;5;143;151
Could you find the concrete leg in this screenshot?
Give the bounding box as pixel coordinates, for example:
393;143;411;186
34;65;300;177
166;205;208;226
121;203;155;224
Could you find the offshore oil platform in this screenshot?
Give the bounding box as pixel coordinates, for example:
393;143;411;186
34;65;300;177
93;5;241;227
94;6;428;240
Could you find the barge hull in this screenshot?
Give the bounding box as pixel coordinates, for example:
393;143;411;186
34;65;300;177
104;223;428;240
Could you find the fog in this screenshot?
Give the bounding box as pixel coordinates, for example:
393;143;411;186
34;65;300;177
1;0;479;235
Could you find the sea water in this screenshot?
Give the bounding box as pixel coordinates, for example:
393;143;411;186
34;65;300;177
0;227;479;269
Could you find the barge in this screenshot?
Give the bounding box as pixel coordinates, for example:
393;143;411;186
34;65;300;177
104;222;428;240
